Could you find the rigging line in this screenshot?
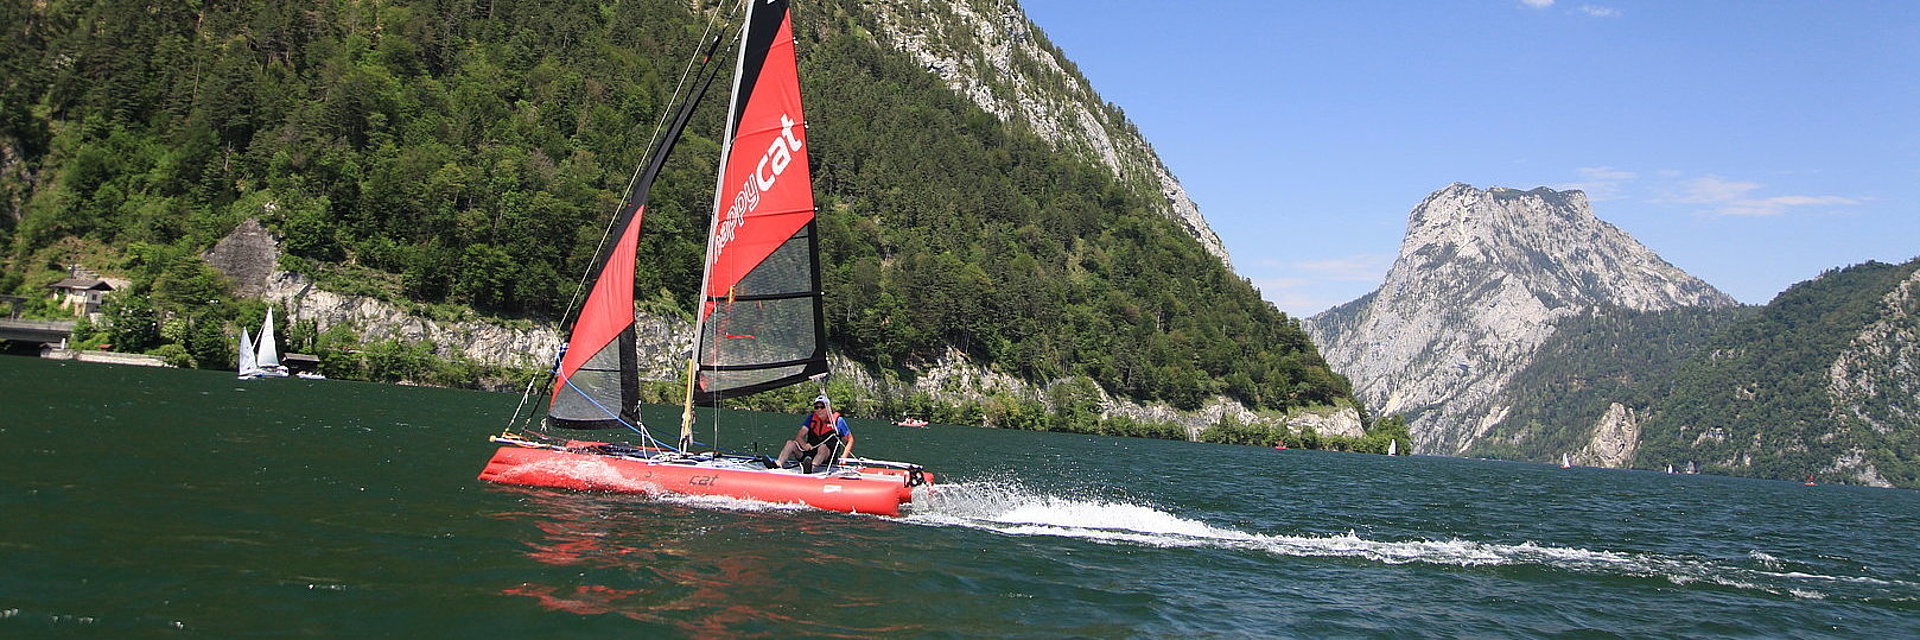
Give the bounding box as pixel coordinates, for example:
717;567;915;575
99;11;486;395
620;0;744;206
504;349;568;432
685;0;763;451
555;374;679;452
550;2;741;334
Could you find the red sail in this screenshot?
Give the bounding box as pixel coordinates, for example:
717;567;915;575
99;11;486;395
557;209;640;381
547;206;642;428
694;0;828;401
707;8;813;303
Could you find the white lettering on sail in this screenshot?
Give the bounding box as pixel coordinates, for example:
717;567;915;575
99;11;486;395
756;138;790;191
712;114;803;269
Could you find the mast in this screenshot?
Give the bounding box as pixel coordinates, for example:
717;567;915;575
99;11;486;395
680;0;828;447
681;0;759;448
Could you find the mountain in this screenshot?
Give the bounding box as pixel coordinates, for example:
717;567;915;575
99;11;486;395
1306;184;1736;454
1633;258;1920;487
854;0;1229;264
0;0;1350;433
1464;305;1753;466
1476;257;1920;487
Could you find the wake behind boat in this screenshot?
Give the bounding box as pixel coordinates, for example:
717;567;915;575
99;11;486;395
478;0;932;515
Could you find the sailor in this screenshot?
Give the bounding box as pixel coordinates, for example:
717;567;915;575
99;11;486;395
769;394;853;473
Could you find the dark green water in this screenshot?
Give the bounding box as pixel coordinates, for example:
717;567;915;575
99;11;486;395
5;356;1920;638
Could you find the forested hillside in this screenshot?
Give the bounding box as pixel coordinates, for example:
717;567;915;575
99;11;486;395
1465;305;1752;460
0;0;1348;414
1636;259;1920;487
1461;258;1920;488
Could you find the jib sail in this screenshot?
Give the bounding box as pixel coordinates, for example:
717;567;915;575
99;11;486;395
547;18;730;430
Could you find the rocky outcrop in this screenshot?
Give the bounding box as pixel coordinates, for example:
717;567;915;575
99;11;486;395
1578;402;1640;468
833;346;1363;439
860;0;1230;266
1823;448;1893;488
1306;184;1735;455
0;130;30;227
1820;266;1918;487
202;219;280;298
258;270;689;377
1828;267;1920;436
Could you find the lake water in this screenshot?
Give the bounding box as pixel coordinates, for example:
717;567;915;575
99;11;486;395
4;356;1919;637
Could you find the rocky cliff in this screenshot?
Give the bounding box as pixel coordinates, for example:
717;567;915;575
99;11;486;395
1829;266;1920;438
210;222;1357;434
1822;265;1920;485
1306;184;1736;455
858;0;1230;266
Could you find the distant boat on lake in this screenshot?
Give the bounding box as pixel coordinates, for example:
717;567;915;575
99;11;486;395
1560;453;1573;469
236;309;288;379
236;328;256;379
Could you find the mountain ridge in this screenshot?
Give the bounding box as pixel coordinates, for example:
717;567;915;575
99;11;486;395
1307;183;1735;454
856;0;1230;266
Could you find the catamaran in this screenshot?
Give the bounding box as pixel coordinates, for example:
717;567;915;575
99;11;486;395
477;0;932;515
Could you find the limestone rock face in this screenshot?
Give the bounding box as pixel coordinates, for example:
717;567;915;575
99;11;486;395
1829;267;1920;435
258;270;691;381
1825;267;1920;487
1306;184;1735;455
202;219;280;298
199;220;682;387
859;0;1230;267
831;347;1360;439
1578;402;1641;468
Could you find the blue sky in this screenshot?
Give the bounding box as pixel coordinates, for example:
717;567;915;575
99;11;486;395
1019;1;1920;317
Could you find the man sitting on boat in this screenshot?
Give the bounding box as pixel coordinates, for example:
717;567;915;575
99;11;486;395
769;395;853;473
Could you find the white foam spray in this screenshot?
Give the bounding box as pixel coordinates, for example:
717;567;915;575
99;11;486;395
903;481;1920;602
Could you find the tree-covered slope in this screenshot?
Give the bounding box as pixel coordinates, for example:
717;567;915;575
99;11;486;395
1465;305;1752;461
1460;257;1920;487
1637;258;1920;486
0;0;1347;414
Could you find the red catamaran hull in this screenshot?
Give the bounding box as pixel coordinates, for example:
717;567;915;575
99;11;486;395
477;446;920;516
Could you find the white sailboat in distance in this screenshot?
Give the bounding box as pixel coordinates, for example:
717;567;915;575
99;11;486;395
238;309;289;379
236;328;259;379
